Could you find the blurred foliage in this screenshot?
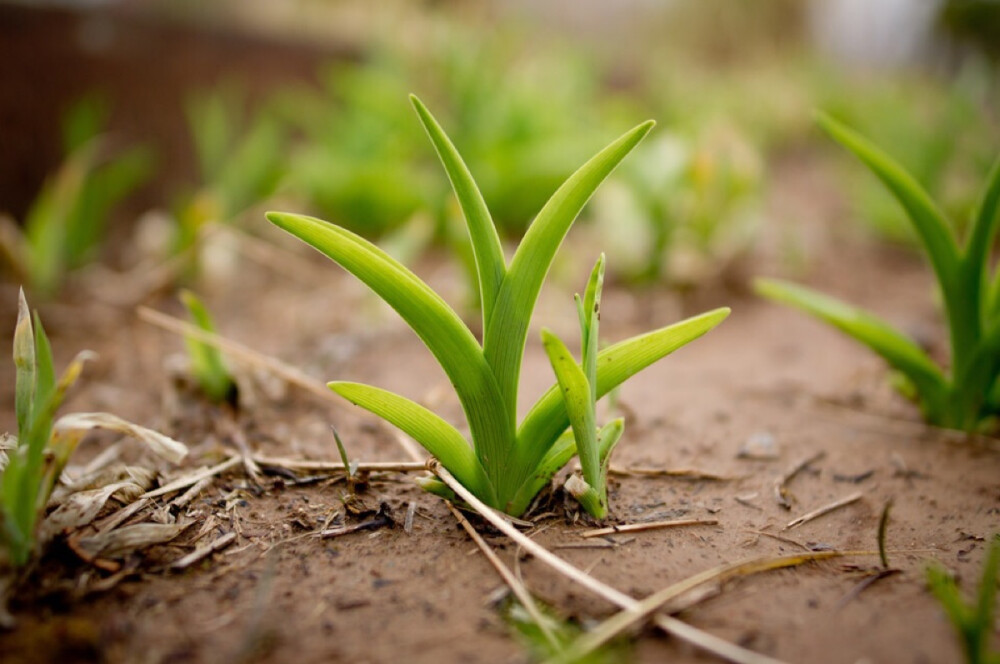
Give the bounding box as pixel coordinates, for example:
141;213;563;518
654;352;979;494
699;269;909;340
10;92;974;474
819;65;1000;244
0;96;153;297
177;85;287;253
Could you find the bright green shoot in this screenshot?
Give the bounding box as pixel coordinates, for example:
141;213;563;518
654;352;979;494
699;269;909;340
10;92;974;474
926;535;1000;664
542;254;623;519
756;113;1000;432
1;290;89;567
267;97;729;516
179;290;237;405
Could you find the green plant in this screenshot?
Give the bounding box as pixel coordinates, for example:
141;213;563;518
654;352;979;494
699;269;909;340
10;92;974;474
179;289;236;404
267;97;729;516
756;113;1000;432
0;98;153;297
542;255;623;518
1;291;87;566
177;86;286;253
926;535;1000;664
0;292;187;570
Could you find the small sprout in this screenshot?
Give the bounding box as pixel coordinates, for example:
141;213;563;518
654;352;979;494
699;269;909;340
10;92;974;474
1;291;186;570
757;114;1000;432
267;97;729;516
542;255;624;519
179;289;237;406
926;534;1000;664
331;427;360;494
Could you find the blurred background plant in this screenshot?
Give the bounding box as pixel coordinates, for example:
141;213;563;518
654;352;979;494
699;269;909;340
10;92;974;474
0;0;997;304
0;96;153;298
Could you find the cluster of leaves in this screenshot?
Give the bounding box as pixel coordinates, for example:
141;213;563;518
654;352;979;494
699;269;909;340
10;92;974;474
757;114;1000;432
927;535;1000;664
268;97;728;516
0;97;153;297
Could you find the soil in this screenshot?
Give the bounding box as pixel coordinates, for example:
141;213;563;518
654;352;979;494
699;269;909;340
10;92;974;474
0;154;998;664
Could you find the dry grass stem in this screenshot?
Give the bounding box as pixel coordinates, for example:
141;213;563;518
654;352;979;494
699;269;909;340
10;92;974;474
773;451;825;509
142;456;242;500
253;454;426;474
137;306;342;405
429;460;634;608
784;492;864;531
547;550;848;664
171;532;237;570
431;459;811;663
579;518;719;539
444;501;561;650
608;466;738;481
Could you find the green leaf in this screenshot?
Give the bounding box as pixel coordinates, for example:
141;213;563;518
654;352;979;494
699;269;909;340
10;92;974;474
507;430;577;517
817;112;960;293
964;156;1000;286
513;307;729;498
32;312;55;419
411;95;506;329
483;121;654;435
755;278;950;420
180;290;235;403
266;211;514;502
542;330;599;497
581;254;605;400
329;381;495;505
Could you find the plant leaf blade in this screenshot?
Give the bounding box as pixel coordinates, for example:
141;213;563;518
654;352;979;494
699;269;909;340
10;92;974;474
330;381;496;506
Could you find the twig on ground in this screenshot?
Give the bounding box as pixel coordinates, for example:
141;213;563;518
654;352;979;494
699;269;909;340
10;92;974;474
579;518;719;539
773;451;825;510
784;492;864;531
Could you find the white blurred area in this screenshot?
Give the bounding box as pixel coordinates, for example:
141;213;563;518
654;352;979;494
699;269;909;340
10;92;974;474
808;0;946;68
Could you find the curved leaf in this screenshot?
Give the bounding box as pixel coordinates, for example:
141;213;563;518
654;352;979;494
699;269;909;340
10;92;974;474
755;278;949;420
817;112;960;292
330;381;496;506
541;330;598;493
410;95;506;328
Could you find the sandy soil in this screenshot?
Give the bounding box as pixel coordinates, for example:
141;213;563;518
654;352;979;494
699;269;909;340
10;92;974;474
0;157;998;664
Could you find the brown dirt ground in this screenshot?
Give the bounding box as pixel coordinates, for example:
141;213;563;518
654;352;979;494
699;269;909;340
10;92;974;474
0;156;998;664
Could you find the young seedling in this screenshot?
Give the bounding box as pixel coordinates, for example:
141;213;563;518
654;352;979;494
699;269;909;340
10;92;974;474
542;254;623;519
1;291;91;567
0;291;187;570
756;113;1000;432
926;535;1000;664
267;96;729;516
179;289;237;405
